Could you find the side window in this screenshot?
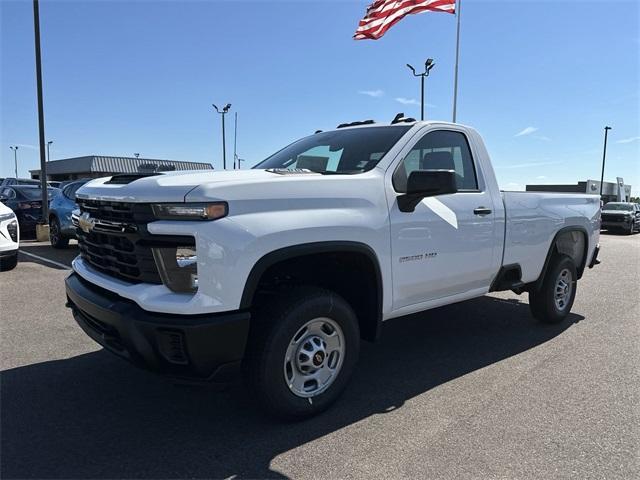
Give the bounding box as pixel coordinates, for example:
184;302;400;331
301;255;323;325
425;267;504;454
393;130;478;192
68;183;82;200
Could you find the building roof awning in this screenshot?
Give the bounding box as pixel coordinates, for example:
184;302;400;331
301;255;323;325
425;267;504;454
31;155;213;176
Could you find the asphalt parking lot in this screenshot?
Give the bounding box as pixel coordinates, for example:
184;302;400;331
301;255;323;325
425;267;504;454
1;233;639;479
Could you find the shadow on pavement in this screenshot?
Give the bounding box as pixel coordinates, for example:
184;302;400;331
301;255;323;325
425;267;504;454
18;242;78;270
1;295;583;479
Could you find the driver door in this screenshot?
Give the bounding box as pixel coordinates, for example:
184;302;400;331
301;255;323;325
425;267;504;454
387;128;498;312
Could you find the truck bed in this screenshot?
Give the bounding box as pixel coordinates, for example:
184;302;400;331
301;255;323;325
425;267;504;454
500;191;600;283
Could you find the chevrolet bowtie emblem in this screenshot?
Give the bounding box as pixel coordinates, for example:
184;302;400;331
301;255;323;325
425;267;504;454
78;212;96;234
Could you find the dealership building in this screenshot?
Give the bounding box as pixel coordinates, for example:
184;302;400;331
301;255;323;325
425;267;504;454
526;178;633;203
30;155;213;181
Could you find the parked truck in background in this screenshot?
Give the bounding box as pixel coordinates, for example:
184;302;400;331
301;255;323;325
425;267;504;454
64;120;601;419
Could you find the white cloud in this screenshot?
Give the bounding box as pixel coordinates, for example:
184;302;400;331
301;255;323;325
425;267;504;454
534;135;552;142
395;97;420;106
536;175;547;180
616;136;640;144
515;126;538;137
498;160;561;169
505;182;525;191
358;89;384;98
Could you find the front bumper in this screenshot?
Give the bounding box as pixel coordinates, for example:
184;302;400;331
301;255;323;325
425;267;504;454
601;219;632;229
65;272;250;384
0;247;18;258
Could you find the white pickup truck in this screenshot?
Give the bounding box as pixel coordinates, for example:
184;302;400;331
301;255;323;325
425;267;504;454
66;120;601;418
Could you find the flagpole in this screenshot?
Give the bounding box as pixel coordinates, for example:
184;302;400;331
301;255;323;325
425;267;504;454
452;0;462;123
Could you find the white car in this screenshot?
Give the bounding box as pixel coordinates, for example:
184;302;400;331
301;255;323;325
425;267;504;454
65;120;601;418
0;201;19;271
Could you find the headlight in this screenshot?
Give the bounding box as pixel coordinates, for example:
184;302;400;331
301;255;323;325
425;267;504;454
152;245;198;293
151;202;227;221
0;212;16;222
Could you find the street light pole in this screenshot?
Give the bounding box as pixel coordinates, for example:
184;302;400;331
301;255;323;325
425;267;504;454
233;112;238;170
46;140;52;162
9;146;19;177
599;126;612;199
33;0;49;223
406;59;435;121
213;103;231;170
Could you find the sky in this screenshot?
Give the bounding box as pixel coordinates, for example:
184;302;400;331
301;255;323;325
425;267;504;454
1;0;639;192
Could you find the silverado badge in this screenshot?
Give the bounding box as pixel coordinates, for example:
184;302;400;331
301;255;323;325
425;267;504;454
78;212;96;234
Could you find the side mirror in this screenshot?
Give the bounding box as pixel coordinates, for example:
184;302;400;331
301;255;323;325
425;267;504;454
398;169;457;213
0;195;7;203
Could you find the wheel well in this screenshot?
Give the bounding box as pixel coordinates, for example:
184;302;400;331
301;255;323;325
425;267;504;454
244;247;382;342
535;228;588;289
553;229;587;277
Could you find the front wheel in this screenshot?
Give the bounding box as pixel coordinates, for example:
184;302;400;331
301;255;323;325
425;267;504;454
49;216;69;249
529;254;577;324
243;286;360;420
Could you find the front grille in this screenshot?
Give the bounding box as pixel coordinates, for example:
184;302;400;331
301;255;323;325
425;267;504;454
601;214;625;223
76;199;193;284
78;199;155;224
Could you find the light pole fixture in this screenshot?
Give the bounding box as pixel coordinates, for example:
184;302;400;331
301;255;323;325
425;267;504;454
134;153;140;159
9;146;18;177
599;126;612;199
46;140;53;162
406;58;435;121
213;103;232;170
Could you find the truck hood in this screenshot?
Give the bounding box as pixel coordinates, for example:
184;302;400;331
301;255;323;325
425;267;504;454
75;169;315;203
601;210;632;215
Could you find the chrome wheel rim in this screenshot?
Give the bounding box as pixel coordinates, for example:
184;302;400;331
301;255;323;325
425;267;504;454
284;317;345;398
554;268;573;311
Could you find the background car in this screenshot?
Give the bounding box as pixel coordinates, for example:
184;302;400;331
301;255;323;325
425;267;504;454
0;178;42;187
0;185;60;238
48;179;89;248
601;202;640;235
0;201;19;271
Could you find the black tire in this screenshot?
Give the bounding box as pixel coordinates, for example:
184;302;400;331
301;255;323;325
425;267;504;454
243;286;360;420
627;222;635;235
0;252;18;272
49;216;69;249
529;254;577;324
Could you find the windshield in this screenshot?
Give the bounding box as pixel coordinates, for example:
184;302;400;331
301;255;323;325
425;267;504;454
603;203;633;211
254;126;411;174
19;188;60;200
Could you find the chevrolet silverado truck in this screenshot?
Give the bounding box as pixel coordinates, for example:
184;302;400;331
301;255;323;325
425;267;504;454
65;120;601;419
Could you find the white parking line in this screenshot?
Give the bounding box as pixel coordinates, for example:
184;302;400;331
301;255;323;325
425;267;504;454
19;250;72;270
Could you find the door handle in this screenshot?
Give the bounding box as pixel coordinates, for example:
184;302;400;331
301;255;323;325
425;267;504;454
473;207;492;216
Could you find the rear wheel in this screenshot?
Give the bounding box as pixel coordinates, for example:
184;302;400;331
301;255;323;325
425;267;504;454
529;254;577;324
0;252;18;271
243;286;360;420
49;216;69;249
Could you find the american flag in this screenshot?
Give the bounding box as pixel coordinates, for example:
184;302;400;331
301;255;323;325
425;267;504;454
354;0;456;40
